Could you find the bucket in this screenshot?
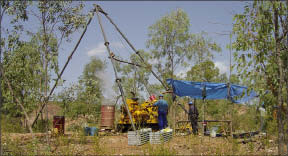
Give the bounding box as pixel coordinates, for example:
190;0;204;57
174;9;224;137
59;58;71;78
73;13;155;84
210;126;219;138
53;116;65;135
100;105;115;130
84;127;98;136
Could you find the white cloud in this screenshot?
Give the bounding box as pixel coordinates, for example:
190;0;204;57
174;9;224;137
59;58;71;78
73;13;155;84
87;42;124;56
214;61;228;74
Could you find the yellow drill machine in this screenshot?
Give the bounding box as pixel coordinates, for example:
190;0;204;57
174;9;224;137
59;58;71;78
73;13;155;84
116;98;159;132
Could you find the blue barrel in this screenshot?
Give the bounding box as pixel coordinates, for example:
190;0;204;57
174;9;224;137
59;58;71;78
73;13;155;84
84;127;91;136
90;127;98;136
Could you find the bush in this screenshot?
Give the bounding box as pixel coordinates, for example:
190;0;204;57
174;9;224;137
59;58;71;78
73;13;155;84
33;119;52;133
1;115;27;133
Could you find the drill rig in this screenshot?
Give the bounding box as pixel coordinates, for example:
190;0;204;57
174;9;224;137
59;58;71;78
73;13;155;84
94;5;170;132
117;97;159;132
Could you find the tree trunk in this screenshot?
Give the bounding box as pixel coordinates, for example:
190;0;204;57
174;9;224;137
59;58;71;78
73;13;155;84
40;74;43;122
286;75;288;153
0;67;33;134
274;5;285;155
41;1;50;144
0;5;5;155
286;0;288;153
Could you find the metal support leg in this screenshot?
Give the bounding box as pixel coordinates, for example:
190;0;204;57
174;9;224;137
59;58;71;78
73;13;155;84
95;5;136;131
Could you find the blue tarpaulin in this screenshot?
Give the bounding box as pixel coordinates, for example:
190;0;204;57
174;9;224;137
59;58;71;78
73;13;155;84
166;79;258;104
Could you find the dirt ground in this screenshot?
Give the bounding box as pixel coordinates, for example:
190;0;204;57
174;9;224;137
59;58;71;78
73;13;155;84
2;131;278;155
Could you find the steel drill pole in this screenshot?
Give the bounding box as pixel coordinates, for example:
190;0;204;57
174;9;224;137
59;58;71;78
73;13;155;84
101;10;169;91
95;6;136;131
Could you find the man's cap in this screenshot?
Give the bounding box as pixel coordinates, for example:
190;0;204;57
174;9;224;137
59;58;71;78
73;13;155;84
188;101;193;105
159;94;163;97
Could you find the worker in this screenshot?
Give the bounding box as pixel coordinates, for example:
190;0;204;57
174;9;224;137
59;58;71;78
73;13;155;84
153;94;168;130
188;101;199;135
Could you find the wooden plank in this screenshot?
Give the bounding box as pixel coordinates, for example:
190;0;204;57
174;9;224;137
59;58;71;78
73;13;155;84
177;120;231;123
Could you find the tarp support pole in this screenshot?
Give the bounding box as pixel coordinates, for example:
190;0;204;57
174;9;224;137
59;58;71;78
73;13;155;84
173;100;176;135
227;83;233;137
202;84;206;136
202;100;205;136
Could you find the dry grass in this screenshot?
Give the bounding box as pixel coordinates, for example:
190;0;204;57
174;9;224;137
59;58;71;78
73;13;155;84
2;131;278;155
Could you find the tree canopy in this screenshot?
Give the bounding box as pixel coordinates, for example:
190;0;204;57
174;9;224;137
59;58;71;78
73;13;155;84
146;8;221;89
232;1;288;154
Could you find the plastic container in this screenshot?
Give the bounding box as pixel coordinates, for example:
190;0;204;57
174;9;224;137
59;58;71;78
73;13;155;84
90;127;98;136
84;127;98;136
210;126;219;138
128;130;150;146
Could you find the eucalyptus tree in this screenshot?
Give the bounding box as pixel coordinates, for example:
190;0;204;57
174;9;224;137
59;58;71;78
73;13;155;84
186;60;240;84
0;1;29;61
30;1;87;122
186;60;220;82
2;38;43;121
232;1;288;154
78;57;105;112
0;1;29;93
114;50;153;99
146;8;221;87
0;0;89;133
0;1;30;153
57;84;77;117
57;57;105;118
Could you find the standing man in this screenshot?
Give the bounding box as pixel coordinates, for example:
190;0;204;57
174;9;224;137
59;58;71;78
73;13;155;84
153;94;168;130
188;101;199;135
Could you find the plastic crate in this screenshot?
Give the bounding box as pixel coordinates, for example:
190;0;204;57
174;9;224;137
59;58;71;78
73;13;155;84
128;128;151;146
149;131;173;144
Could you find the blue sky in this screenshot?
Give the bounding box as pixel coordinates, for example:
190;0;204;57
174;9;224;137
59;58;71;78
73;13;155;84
5;1;250;98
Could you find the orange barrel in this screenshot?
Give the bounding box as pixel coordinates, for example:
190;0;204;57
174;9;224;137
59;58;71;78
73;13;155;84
53;116;65;134
100;105;115;130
